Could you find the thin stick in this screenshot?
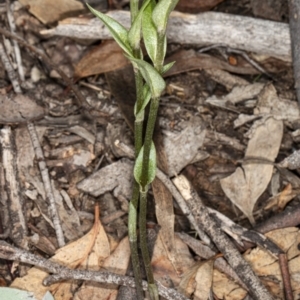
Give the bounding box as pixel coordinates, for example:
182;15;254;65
27;123;65;247
6;0;25;81
0;241;189;300
278;253;294;300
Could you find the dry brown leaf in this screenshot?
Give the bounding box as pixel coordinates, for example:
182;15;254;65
74;237;131;300
264;184;297;211
251;0;285;21
19;0;84;24
220;117;283;224
179;260;214;299
74;41;130;79
151;232;195;287
193;260;214;300
177;0;225;13
11;206;110;300
164;50;259;77
244;228;300;299
213;270;247;300
152;178;178;271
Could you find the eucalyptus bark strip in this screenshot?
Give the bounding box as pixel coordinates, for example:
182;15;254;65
42;11;292;62
0;127;28;249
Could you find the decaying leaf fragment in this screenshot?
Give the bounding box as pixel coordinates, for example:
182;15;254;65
0;94;44;124
151;232;195;287
163;116;206;176
254;83;300;121
278;149;300;170
19;0;84;24
220;117;283;224
176;0;224;13
77;158;133;199
178;259;214;300
74;41;130;79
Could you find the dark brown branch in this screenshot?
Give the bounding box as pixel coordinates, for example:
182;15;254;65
288;0;300;105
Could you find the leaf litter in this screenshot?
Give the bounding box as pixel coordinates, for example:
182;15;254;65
2;1;300;300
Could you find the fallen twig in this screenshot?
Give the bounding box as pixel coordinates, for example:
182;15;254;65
0;241;188;300
41;11;291;62
288;0;300;105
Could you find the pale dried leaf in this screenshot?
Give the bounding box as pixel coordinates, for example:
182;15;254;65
151;232;194;287
264;184;297;211
179;260;214;300
254;83;300;121
0;94;44;124
152;178;177;271
204;68;249;90
278;149;300;170
224;83;265;104
163;116;206;176
19;0;84;24
213;270;246;300
74;237;130;300
77;158;133;199
220;117;283;224
194;260;214;300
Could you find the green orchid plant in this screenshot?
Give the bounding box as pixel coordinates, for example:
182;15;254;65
87;1;178;299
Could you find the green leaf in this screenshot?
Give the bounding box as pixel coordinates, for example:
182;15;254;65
134;84;151;120
134;142;156;185
162;61;175;74
128;0;151;50
127;57;165;98
42;292;55;300
86;4;133;57
0;287;44;300
142;0;158;63
152;0;179;34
